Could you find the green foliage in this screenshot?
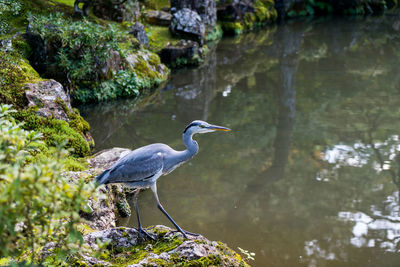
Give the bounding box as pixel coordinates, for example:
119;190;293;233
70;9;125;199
287;0;389;17
29;12;124;95
0;104;97;264
220;0;277;35
73;70;161;103
206;24;223;42
28;13;167;103
0;0;21;34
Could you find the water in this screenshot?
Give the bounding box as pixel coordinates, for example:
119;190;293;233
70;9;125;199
81;13;400;267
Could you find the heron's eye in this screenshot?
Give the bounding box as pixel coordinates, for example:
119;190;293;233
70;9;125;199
199;125;205;128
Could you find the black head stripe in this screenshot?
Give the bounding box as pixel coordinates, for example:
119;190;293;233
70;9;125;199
183;122;201;133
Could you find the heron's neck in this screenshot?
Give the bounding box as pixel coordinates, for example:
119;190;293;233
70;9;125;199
182;131;198;158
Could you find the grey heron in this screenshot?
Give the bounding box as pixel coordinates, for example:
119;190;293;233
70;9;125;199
94;120;231;239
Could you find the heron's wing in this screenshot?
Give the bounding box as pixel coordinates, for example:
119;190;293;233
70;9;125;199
106;152;163;183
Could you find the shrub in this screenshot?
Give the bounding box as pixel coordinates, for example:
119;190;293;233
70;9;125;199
29;13;124;95
0;0;21;34
28;13;166;103
73;70;159;103
0;104;97;264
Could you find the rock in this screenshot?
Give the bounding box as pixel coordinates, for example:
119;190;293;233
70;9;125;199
81;185;118;231
89;147;131;170
77;225;250;266
217;0;277;34
0;39;12;52
24;79;72;121
67;148;131;230
100;50;122;80
92;0;140;22
129;22;149;48
124;50;169;79
84;227;140;250
170;8;206;45
145;10;172;26
160;39;204;68
217;0;255;21
170;0;217;29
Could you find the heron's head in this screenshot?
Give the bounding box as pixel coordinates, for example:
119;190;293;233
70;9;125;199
183;120;231;135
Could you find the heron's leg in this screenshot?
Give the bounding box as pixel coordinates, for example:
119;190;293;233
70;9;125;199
151;184;198;239
133;189;155;241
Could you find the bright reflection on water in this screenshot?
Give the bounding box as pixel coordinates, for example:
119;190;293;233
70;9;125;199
81;13;400;267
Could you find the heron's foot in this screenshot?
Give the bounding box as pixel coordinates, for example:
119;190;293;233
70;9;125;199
172;229;200;239
137;227;156;241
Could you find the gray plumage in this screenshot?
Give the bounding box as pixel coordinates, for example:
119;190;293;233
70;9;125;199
94;120;230;239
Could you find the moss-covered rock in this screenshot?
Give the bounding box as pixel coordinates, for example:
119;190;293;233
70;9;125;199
0;49;42;108
69;226;250;266
159;39;208;69
218;0;277;35
12;108;91;157
66;148;134;230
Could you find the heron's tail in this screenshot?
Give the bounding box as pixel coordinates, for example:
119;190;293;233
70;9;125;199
94;169;110;185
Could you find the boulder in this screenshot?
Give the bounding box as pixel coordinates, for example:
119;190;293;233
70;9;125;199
129;22;149;48
217;0;255;21
89;147;131;170
25;79;72;121
100;50;122;80
0;39;12;52
170;0;217;29
145;10;172;26
92;0;140;22
170;8;205;45
66;148;132;231
159;39;203;67
78;225;250;266
124;50;169;79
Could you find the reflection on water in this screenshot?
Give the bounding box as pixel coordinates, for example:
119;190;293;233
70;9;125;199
81;12;400;267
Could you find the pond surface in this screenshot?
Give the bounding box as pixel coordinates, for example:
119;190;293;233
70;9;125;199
81;13;400;267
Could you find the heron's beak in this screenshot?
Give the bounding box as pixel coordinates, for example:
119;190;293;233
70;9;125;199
207;125;231;131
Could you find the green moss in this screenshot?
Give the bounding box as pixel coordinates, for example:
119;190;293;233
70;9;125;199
152;237;183;254
0;258;10;265
206;24;223;42
220;22;244;35
148;52;161;66
105;245;149;265
220;0;277;35
62;156;88;171
147;25;179;54
1;0;75;35
118;34;141;55
12;109;91;157
0;51;42;108
94;229;184;266
51;0;75;7
77;223;96;235
145;258;170;266
134;57;158;79
169;254;222;266
143;0;170;10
